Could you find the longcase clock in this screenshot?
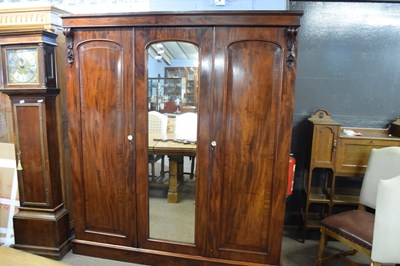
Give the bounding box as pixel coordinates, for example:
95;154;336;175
0;30;71;259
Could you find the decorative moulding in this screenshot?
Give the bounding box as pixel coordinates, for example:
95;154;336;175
0;6;70;32
308;109;341;125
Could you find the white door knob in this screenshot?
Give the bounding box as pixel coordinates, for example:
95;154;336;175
127;135;133;141
210;140;217;150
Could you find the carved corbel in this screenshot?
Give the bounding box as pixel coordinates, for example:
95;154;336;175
286;27;298;69
63;27;74;67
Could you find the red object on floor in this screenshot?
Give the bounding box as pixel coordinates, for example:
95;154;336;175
287;155;296;196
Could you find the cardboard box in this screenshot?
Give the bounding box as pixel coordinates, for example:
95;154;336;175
0;143;19;246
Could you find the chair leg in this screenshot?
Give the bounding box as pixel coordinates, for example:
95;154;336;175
371;261;382;266
190;156;195;179
160;156;165;179
151;162;156;181
317;227;327;266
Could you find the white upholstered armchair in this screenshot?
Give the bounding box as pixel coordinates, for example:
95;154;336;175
371;174;400;265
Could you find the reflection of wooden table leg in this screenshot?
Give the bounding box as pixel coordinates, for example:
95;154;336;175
167;155;183;203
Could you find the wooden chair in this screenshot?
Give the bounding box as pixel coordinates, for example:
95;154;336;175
317;147;400;266
371;174;400;265
148;111;168;181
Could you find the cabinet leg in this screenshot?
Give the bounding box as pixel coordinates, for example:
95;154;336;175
329;172;336;215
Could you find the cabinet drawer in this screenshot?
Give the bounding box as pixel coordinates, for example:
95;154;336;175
335;138;400;176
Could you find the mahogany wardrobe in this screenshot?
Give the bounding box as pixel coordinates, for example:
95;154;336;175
62;11;302;266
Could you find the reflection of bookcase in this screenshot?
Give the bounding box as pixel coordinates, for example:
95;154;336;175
148;76;182;112
165;67;198;106
302;109;400;240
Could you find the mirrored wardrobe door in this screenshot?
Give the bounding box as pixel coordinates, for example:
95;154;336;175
135;27;213;256
147;41;199;244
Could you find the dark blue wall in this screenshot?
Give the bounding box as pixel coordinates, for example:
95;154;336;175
287;1;400;223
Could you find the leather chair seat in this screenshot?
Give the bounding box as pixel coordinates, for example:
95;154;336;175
321;210;374;250
317;147;400;266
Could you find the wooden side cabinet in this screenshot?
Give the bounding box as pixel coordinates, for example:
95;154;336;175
302;109;400;239
302;110;340;233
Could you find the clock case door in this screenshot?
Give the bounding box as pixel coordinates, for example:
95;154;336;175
0;30;57;90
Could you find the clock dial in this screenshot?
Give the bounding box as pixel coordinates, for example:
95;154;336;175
6;48;39;84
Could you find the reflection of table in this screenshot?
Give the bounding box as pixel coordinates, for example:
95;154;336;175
148;133;196;203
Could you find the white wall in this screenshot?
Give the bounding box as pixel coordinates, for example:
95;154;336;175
0;0;287;13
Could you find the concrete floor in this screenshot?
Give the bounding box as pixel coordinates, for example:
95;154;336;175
61;160;373;266
61;227;373;266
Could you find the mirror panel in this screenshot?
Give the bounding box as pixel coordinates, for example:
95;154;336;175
147;41;199;243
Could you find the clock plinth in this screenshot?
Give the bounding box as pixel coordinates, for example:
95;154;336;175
0;31;71;259
13;205;71;259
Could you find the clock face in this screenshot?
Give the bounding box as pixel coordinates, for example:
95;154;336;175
6;48;39;84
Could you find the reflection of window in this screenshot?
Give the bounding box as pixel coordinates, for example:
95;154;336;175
0;93;13;143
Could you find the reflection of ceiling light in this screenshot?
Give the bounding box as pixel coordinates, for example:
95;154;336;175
157;49;165;54
156;43;163;48
155;55;162;60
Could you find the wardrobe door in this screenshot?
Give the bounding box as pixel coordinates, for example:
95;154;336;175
135;27;212;256
66;28;136;246
208;27;295;265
